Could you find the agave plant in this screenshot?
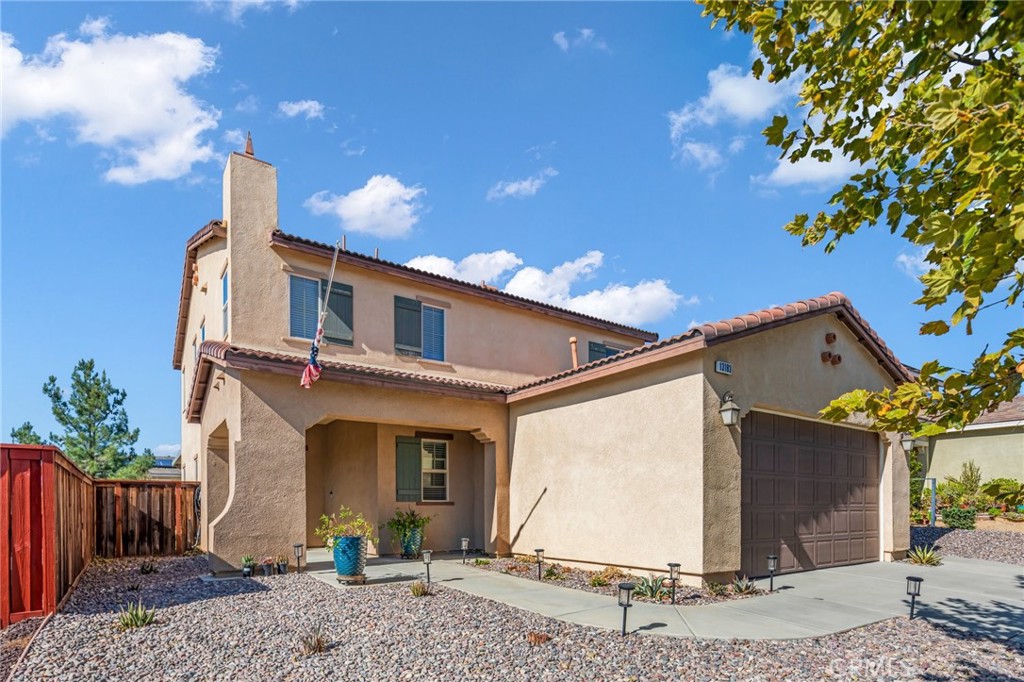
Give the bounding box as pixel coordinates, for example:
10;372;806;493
731;574;760;595
297;624;328;656
409;580;431;597
632;574;669;601
908;544;942;566
117;600;156;630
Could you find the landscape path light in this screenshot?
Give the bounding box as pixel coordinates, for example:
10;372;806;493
535;549;544;581
423;550;433;586
617;582;635;636
767;554;778;593
906;576;923;620
667;563;680;605
461;537;470;564
293;543;304;574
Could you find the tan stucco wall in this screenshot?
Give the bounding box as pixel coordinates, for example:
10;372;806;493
702;312;909;565
926;427;1024;482
509;355;706;583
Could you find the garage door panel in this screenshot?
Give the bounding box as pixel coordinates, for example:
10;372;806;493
741;412;879;576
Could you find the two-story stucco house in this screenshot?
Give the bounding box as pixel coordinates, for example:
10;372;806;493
176;145;911;582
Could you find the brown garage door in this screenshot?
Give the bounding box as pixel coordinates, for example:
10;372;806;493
741;411;879;576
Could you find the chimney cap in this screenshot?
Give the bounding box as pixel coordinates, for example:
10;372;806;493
244;131;254;156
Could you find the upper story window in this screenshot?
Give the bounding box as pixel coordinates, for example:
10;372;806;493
221;271;229;338
289;274;353;346
192;338;198;363
200;323;206;344
588;341;622;363
394;296;445;361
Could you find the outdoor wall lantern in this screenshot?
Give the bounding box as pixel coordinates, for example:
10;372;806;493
900;433;917;452
617;582;635;636
535;549;545;580
667;563;680;605
293;544;304;574
461;537;470;564
906;576;923;620
719;392;741;426
767;554;779;593
423;550;433;586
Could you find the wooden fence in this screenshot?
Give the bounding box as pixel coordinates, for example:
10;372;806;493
1;445;198;628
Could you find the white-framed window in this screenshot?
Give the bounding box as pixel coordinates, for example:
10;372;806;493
221;271;229;338
394;296;445;361
289;274;354;344
421;440;448;502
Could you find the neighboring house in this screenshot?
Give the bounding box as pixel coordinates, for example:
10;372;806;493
922;396;1024;483
175;144;912;582
147;456;181;481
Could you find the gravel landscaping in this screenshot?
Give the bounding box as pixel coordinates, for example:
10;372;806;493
469;557;761;606
1;617;41;680
14;555;1023;681
911;527;1024;565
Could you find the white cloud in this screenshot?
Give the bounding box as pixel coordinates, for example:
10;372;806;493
487;167;558;201
727;136;747;154
753;149;859;188
79;16;110;38
305;175;425;238
207;0;302;23
553;27;608;53
678;142;723;170
895;248;929;278
222;128;246;147
235;94;259;114
278;99;324;120
503;251;691;326
341;137;366;157
1;28;219;184
152;443;181;458
406;251;523;284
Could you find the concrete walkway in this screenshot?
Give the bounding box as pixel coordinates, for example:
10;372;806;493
305;551;1023;641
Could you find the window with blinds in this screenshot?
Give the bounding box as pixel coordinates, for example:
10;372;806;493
421;440;448;502
394;296;446;361
422;305;445;361
290;274;354;344
588;341;623;363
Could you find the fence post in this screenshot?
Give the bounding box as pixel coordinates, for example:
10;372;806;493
1;447;10;628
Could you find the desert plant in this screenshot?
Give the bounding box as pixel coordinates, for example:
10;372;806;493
241;554;256;567
297;624;327;656
409;580;431;597
934;480;963;507
632;575;669;601
139;561;158;575
983;480;1024;509
987;506;1002;517
946;460;982;496
598;565;625;582
731;575;760;595
907;544;942;566
526;631;551;646
588;574;609;588
315;505;378;548
1004;511;1024;522
703;580;728;597
543;565;565;580
260;556;274;566
126;581;141;592
117;600;155;630
941;506;977;530
514;554;535;565
473;558;491;566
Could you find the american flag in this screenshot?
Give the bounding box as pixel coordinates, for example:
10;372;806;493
300;328;324;389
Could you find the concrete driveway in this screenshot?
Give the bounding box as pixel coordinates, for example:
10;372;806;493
309;550;1023;641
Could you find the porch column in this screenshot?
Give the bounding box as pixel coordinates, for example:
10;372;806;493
881;434;910;561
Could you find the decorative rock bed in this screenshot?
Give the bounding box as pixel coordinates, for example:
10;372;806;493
469;557;760;606
911;527;1024;565
0;617;41;680
13;556;1022;680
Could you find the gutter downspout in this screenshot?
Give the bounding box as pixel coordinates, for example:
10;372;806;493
569;337;579;369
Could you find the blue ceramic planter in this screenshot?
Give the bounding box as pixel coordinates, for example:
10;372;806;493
332;535;368;577
401;528;423;558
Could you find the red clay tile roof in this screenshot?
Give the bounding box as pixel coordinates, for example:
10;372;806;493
172;220;226;370
512;292;913;395
971;395;1024;426
270;230;658;342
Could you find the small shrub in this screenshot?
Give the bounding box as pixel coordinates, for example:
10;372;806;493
731;574;760;595
473;558;491;566
1004;511;1024;522
543;565;565;580
126;581;141;592
703;580;728;597
297;624;327;656
504;563;528;574
117;600;155;630
526;631;551;646
599;565;626;582
987;506;1002;517
514;554;535;565
139;561;158;575
588;574;609;588
941;506;977;530
633;575;669;601
240;554;256;567
907;544;942;566
409;580;431;597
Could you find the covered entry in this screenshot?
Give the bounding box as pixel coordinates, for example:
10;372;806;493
740;411;880;576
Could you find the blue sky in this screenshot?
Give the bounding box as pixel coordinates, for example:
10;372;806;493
2;2;1016;459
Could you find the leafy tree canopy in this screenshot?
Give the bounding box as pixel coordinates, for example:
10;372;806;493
28;359;153;479
700;0;1024;435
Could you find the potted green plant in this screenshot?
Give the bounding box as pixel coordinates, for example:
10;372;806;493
276;555;289;575
260;556;275;576
382;508;433;559
240;554;255;578
315;505;378;580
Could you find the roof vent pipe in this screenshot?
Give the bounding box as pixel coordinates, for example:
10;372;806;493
569;337;579;369
342;235;347;251
374;247;379;259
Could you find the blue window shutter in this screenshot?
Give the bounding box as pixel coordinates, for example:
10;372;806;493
422;306;445;361
394;296;422;356
289;276;318;339
396;437;421;502
321;280;354;346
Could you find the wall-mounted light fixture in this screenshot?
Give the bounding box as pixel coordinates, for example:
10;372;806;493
900;434;917;452
719;392;740;426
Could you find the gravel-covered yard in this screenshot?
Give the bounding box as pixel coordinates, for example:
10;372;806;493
14;556;1023;681
469;557;760;606
1;617;41;680
911;527;1024;565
